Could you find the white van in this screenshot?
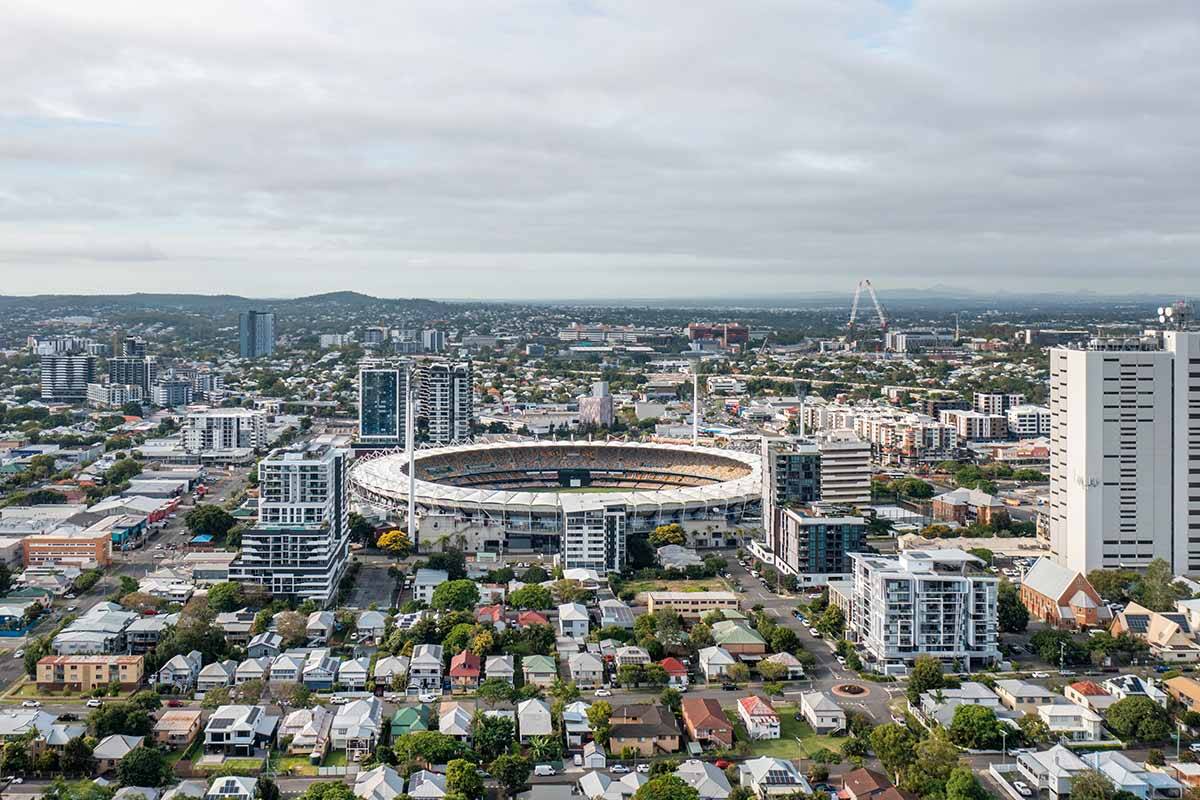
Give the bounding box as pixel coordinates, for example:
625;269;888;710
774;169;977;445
534;765;556;777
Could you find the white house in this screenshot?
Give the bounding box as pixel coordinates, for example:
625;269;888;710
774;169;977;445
155;650;202;691
1081;751;1183;800
356;611;387;643
1103;675;1169;708
196;660;237;694
354;765;406;800
1038;703;1105;742
761;652;804;680
407;770;448;800
583;740;607;770
699;646;735;681
564;700;593;748
485;655;515;685
203;705;278;756
737;696;781;740
558;603;589;640
413;570;448;606
338;657;371;691
331;697;383;760
269;653;305;683
205;776;257;800
374;655;409;688
677;760;733;800
739;757;812;799
1016;746;1089;800
518;698;553;742
569;652;605;688
307;611;335;644
409;644;444;692
616;646;651;667
799;692;845;735
236;657;272;686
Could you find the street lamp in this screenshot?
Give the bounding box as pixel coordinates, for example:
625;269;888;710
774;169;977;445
1000;728;1007;763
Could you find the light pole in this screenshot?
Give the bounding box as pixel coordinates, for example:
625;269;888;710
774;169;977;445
1000;728;1007;764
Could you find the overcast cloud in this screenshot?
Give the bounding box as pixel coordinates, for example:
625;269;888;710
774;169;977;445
1;0;1198;299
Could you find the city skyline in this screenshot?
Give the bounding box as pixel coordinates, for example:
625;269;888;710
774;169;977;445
3;1;1199;298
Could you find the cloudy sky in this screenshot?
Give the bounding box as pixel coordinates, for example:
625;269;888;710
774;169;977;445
2;0;1199;299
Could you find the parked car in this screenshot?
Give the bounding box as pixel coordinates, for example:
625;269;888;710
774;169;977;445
636;764;650;774
86;699;103;708
534;765;556;777
1189;743;1200;754
1030;671;1050;679
418;692;440;703
611;765;630;774
594;688;612;697
13;650;23;659
1013;782;1033;797
167;699;183;707
721;682;738;691
20;701;40;708
1058;670;1076;677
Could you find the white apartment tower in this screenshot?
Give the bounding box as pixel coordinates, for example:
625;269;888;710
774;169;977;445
848;550;999;675
184;408;267;453
815;430;873;505
974;392;1026;415
230;442;350;605
560;497;626;575
420;361;473;445
1049;332;1200;575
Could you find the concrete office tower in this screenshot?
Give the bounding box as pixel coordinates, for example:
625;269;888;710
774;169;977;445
1048;332;1200;574
579;381;615;428
358;360;409;448
121;337;147;358
39;354;96;402
109;356;159;394
420;361;473;445
815;430;872;505
848;550;1000;675
230;442;349;605
184;408;267;453
422;329;445;353
238;310;276;359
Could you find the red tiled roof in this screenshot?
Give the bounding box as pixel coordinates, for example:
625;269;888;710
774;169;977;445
477;604;504;622
737;694;778;717
1069;681;1110;696
659;657;687;675
449;650;481;676
681;697;732;734
517;611;549;626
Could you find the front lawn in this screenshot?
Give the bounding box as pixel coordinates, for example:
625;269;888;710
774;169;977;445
625;578;729;599
270;749;349;777
727;704;846;758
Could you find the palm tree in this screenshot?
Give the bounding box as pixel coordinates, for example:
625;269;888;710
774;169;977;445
528;736;559;762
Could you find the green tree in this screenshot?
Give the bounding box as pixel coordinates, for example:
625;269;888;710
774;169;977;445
89;702;152;738
906;655;945;704
206;581;244;613
815;606;845;639
726;663;750;684
394;731;466;766
587;700;613;746
1137;558;1185;611
945;767;988;800
117;747;170;787
998;581;1029;633
649;524;687;547
447;758;485;800
1018;713;1051;745
632;775;700;800
376;529;413;556
1069;772;1116;800
902;731;962;799
473;714;515;762
491;753;532;798
521;566;549;583
1105;696;1172;742
869;724;916;783
1086;569;1138;602
60;737;95;776
948;705;1005;750
348;512;375;545
184;504;236;538
299;784;355;800
757;661;787;682
477;677;515;707
509;585;554;610
661;687;682;714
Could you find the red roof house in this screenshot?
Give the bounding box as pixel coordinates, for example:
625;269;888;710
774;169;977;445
449;650;482;693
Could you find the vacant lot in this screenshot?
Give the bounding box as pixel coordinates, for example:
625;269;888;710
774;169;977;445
626;578;729;601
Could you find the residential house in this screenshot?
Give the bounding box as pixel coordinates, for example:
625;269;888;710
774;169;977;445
413;569;448;605
197;660;237;694
1104;675;1168;708
449;651;482;694
563;700;593;748
681;697;734;750
1081;751;1184;800
154;651;202;692
164;782;208;800
269;653;305;684
599;599;635;630
390;705;430;739
712;621;767;656
94;734;143;773
518;697;553;742
1038;703;1105;742
840;768;912;800
354;765;406;800
994;679;1060;715
236;657;272;686
203;705;279;756
154;709;203;749
522;654;557;688
578;771;648;800
339;657;371;691
761;652;804;680
738;695;781;740
476;605;506;632
1111;603;1200;662
0;709;59;741
931;487;1008;526
205;777;257;800
699;646;736;681
1065;681;1118;713
307;611;336;644
616;646;651;668
739;757;813;800
374;655;410;689
215;609;256;645
37;654;145;693
569;652;605;688
558;603;589;640
516;610;549;628
302;649;340;690
583;740;607;770
280;706;332;755
676;760;732;800
660;658;689;689
332;697;384;759
1167;677;1200;713
657;545;704;571
407;770;448;800
609;704;680;757
125;614;177;654
356;611;387;643
1016;746;1090;800
800;691;846;734
646;592;740;620
247;631;282;659
409;644;444;692
1019;558;1109;629
438;701;473;741
485;654;515;685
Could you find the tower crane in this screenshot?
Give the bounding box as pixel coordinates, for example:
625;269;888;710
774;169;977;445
848;279;888;333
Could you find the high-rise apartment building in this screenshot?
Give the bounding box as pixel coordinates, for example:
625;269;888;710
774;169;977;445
1006;404;1051;438
579;382;615;428
39;354;97;402
422;329;445;353
847;550;999;675
973;392;1026;415
773;509;866;579
560;498;626;575
150;380;194;408
420;361;473;444
109;357;159;394
86;383;144;409
230;442;349;605
358;360;409;448
121;337;147;358
238;310;276;359
184;408;267;453
1048;332;1200;574
815;430;872;505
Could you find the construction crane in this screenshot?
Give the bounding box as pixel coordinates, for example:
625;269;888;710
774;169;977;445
848;279;887;333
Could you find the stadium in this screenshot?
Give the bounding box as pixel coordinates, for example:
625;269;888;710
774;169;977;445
348;440;762;569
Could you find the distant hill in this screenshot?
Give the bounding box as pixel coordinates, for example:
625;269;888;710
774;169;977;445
0;291;452;315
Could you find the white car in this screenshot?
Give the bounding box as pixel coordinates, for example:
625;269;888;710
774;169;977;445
809;628;821;638
330;696;348;705
418;692;440;703
13;650;23;659
594;688;612;697
7;778;22;786
1030;671;1050;679
534;765;556;777
86;699;103;708
636;764;650;774
611;765;630;774
835;656;847;665
20;700;40;708
1013;781;1032;797
1189;743;1200;754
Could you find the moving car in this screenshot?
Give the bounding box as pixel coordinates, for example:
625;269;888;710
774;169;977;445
1030;671;1049;679
13;650;22;659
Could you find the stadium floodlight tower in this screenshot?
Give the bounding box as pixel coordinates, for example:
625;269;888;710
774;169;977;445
405;362;417;550
1159;301;1194;330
